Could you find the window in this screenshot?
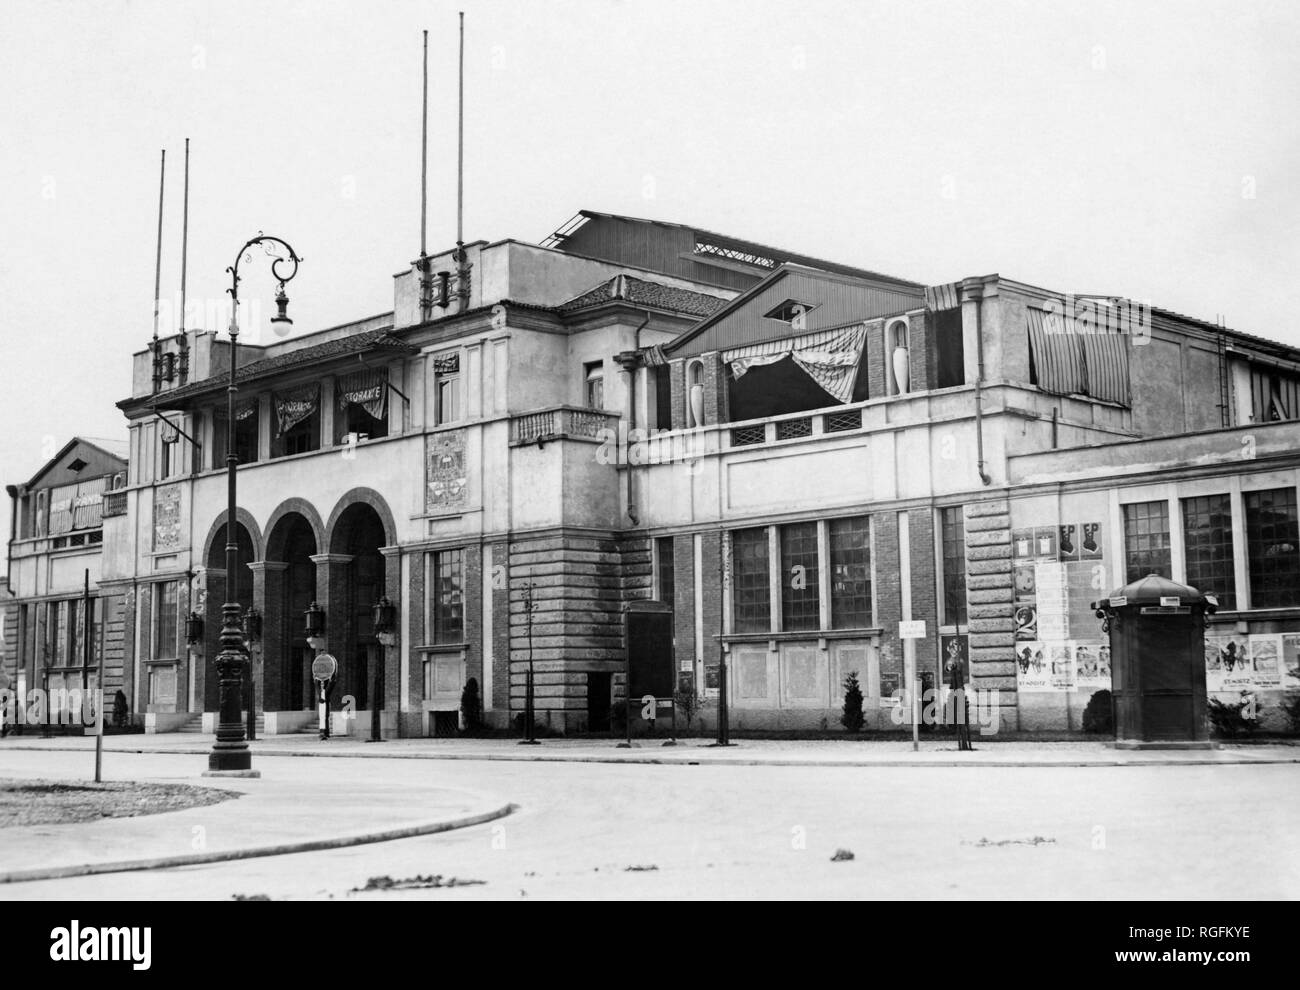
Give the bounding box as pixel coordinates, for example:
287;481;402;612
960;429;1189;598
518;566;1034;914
154;581;179;659
1247;363;1300;423
780;522;819;632
1122;501;1172;582
654;367;672;430
1182;494;1236;610
731;528;770;633
762;299;818;326
585;361;604;410
213;400;260;467
272;384;321;457
336;369;389;444
428;549;464;644
160;432;178;479
940;507;968;626
932;308;966;389
1245;487;1300;608
48;601;68;666
434;354;461;425
829;516;872;628
655;537;675;606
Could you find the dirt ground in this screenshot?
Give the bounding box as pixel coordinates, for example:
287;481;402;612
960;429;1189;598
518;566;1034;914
0;778;236;827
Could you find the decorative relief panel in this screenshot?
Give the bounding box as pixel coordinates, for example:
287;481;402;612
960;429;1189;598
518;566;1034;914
426;430;467;512
153;485;182;552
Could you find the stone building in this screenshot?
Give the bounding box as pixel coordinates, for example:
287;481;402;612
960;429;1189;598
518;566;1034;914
9;210;1300;735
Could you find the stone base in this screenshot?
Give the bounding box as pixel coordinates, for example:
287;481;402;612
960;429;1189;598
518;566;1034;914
145;712;193;734
202;769;262;778
1112;739;1217;750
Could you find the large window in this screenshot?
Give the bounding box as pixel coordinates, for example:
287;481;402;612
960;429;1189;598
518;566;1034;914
272;384;321;457
1245;487;1300;608
213;400;260;468
940;507;967;626
655;536;675;606
780;522;820;632
1247;363;1300;423
829;516;872;629
1122;500;1171;582
731;528;770;633
1182;494;1236;609
428;549;464;644
153;581;179;660
336;369;389;444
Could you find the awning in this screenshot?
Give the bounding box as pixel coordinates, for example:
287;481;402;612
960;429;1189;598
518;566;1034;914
336;368;387;420
274;383;320;437
724;324;866;403
1026;307;1130;406
925;282;961;311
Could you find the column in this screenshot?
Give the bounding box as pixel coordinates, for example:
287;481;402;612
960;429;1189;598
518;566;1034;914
960;279;984;385
310;553;353;706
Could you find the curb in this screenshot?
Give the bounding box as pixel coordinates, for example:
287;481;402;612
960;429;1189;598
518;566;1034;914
0;801;517;886
3;742;1297;769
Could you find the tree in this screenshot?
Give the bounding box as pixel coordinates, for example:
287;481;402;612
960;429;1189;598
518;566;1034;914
841;671;865;733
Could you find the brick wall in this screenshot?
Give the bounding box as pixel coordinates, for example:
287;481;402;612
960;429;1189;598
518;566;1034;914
908;310;931;393
488;542;511;713
671;534;696;685
865;319;886;399
873;512;904;684
669;359;686;430
908;507;938;675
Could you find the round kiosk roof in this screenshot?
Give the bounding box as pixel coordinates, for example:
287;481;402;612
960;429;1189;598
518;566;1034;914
1091;573;1214;610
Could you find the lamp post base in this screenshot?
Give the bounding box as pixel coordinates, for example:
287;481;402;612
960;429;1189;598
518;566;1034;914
203;768;262;778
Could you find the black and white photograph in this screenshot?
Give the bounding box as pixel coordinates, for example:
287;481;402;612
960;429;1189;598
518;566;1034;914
0;0;1295;967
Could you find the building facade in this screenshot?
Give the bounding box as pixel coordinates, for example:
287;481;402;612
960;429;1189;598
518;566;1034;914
11;210;1300;736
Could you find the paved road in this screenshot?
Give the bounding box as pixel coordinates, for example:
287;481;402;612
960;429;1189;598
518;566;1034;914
2;750;1296;899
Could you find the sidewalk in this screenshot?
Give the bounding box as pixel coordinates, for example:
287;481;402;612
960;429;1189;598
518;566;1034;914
2;730;1297;767
0;748;513;885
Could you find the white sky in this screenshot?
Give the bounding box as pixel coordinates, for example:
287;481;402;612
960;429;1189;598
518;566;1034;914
2;0;1299;543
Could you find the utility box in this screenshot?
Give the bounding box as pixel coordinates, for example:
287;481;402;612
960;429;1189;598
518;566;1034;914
1092;574;1217;749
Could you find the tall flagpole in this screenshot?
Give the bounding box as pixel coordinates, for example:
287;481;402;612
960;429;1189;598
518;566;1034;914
152;149;165;341
421;29;428;259
454;10;470;312
179;138;190;333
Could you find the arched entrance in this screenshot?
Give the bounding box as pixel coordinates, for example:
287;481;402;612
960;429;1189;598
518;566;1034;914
264;512;319;712
329;503;388;713
202;523;254;713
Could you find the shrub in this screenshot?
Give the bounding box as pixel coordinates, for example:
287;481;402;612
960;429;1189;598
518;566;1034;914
1283;693;1300;735
459;677;482;735
841;671;865;733
1081;689;1114;735
1208;693;1263;738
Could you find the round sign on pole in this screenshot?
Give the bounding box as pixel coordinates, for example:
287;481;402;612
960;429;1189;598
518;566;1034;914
311;654;338;682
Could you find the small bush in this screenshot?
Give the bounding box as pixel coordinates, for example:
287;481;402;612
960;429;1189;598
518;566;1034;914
1081;689;1114;735
1208;693;1263;738
841;671;865;733
459;677;483;735
1283;693;1300;735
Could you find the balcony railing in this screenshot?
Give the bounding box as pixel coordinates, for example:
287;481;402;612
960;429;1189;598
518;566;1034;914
510;406;617;445
102;491;128;518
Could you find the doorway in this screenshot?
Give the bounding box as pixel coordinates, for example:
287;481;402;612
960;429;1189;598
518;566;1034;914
587;671;612;732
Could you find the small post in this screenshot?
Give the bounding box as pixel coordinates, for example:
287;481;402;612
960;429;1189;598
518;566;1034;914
716;655;730;746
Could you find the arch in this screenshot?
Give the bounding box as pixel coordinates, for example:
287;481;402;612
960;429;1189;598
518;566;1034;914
201;507;265;566
264;497;327;560
325;487;397;554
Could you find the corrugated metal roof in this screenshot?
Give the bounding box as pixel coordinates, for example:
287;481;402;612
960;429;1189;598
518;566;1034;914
559;274;729;317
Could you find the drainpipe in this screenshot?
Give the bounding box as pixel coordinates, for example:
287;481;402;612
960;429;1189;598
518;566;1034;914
616;314;651;528
962;278;993;486
5;485;17;589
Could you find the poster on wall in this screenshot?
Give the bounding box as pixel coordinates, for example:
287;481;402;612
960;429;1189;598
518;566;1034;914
1282;634;1300;689
1058;524;1080;562
1014;603;1038;641
1248;636;1283;690
1080;522;1103;561
940;634;969;686
1013;529;1035;559
1073;641;1112;691
1034;561;1069;642
1205;633;1255;692
1015;641;1053;692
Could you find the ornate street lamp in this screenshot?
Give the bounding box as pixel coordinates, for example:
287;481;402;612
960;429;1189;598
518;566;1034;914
207;233;302;776
304;601;326;650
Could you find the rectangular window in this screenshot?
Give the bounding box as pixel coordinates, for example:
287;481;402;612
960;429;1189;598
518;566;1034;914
780;522;820;632
1123;500;1172;582
1248;364;1300;423
655;536;675;607
654;367;672;430
1245;487;1300;608
933;309;966;389
940;507;967;626
154;581;179;659
336;370;389;444
51;601;68;666
585;361;605;410
213;402;260;468
272;385;321;458
731;528;770;633
429;549;464;644
1181;494;1236;610
829;516;872;629
160;435;177;479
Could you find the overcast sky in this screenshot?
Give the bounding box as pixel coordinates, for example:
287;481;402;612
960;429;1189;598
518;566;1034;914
2;0;1298;542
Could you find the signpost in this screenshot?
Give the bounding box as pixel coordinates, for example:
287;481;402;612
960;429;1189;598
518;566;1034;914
312;653;338;740
899;619;926;752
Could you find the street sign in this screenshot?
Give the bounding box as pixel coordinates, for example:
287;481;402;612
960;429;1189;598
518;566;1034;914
312;654;338;682
898;620;927;639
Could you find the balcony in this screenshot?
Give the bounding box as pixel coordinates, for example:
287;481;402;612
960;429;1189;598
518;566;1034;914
102;491;128;518
509;406;619;446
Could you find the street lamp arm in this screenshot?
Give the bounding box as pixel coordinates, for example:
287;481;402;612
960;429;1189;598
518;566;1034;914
226;232;304;302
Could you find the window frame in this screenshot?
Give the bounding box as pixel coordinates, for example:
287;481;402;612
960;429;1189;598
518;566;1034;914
427;549;465;645
1122;499;1172;583
1244;486;1300;609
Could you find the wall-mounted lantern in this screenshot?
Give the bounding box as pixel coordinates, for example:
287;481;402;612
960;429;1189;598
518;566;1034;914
304;600;326;651
373;596;397;648
242;605;263;646
185;611;205;645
